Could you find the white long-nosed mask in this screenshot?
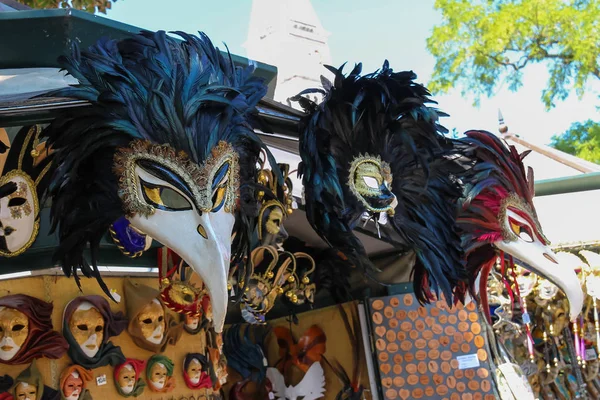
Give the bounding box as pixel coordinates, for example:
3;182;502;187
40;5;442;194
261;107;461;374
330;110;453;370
494;196;583;320
115;140;239;332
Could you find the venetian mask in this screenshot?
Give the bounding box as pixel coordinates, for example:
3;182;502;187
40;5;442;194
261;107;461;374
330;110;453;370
68;302;104;358
136;299;165;345
514;264;537;297
256;162;294;247
149;363;166;390
15;382;37;400
348;155;397;216
186;358;202;384
185;315;200;331
0;306;29;361
494;193;583;320
536;277;559;301
267;363;325;400
581;251;600;299
241;247;295;324
115;140;239;333
0;125;51;258
62;372;83;400
117;364;135;394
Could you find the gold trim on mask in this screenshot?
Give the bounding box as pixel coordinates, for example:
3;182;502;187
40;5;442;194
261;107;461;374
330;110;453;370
347;154;395;214
498;193;549;244
113;140;240;218
0;170;40;258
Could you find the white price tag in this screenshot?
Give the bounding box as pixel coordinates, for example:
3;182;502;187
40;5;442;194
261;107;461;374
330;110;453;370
587;348;598;360
457;353;480;370
96;374;107;386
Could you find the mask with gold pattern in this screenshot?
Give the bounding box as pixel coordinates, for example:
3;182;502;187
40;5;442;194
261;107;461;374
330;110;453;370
114;359;146;398
63;295;127;369
0;125;52;257
125;279;182;353
281;252;316;306
240;247;296;324
255;160;294;247
0;294;67;365
11;360;45;400
183;353;212;389
146;355;175;393
40;31;277;334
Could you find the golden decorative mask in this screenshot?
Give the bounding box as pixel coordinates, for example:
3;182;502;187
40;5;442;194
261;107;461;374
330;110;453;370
282;252;316;305
186;358;202;384
117;364;136;394
136;299;165;345
0;306;29;361
149;362;167;390
347;154;396;215
256;160;294;247
68;302;104;358
15;382;36;400
62;372;83;400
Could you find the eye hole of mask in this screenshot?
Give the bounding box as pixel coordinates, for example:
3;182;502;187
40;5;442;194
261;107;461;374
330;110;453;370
362;176;380;189
76;324;88;331
211;163;230;212
509;218;534;243
142;318;153;325
12;324;25;331
140;178;192;212
95;325;103;332
7;197;26;207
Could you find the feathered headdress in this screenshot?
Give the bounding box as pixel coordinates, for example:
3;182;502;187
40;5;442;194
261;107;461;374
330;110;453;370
40;30;278;331
457;130;583;321
294;62;466;304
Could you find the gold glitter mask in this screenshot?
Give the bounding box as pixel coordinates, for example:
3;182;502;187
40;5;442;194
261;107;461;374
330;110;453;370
0;306;29;361
69;303;104;358
15;382;37;400
114;140;239;218
347;154;397;215
135;299;165;345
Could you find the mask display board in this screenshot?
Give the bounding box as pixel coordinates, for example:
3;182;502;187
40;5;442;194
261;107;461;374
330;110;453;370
368;293;498;400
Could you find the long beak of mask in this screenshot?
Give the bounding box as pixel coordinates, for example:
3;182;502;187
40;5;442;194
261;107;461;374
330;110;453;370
130;210;233;333
496;240;584;321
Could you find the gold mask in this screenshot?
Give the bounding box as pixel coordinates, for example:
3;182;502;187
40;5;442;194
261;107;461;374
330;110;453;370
0;306;29;361
15;382;36;400
150;363;167;388
136;299;165;345
117;364;136;393
348;155;396;215
69;302;104;358
186;358;202;382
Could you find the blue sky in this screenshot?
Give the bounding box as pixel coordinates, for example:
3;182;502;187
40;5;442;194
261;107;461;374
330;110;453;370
104;0;599;144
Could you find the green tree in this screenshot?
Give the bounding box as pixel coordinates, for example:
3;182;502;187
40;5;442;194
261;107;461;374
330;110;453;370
15;0;117;14
426;0;600;109
551;120;600;164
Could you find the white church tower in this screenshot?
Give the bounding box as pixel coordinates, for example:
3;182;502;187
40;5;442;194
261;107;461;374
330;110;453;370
244;0;333;109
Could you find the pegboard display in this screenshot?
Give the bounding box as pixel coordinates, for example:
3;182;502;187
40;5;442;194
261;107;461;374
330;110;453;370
369;293;498;400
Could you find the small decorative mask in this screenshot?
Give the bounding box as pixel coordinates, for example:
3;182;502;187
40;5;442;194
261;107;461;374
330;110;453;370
255;161;295;247
0;294;67;364
63;295;128;369
0;125;53;257
124;279;183;353
183;353;213;389
581;250;600;299
146;355;175;393
536;277;559;302
240;247;295;324
158;248;207;317
114;359;146;397
514;264;537;297
267;362;326;400
281;252;316;306
348;154;397;216
59;365;92;400
11;360;46;400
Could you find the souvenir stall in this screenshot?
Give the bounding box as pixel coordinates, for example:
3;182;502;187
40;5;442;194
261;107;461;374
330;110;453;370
0;6;596;400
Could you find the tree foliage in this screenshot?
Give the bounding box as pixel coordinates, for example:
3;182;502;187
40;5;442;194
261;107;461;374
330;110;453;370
551;120;600;164
15;0;117;14
427;0;600;109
